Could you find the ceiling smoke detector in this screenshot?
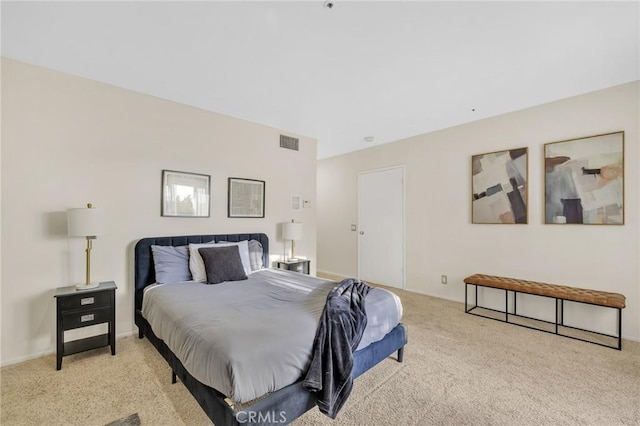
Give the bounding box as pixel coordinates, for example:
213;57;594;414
323;1;334;9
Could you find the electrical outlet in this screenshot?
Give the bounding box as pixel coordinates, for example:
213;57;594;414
351;224;357;231
441;275;448;285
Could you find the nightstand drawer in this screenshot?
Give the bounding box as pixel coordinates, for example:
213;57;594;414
62;307;111;330
59;291;112;310
288;263;305;273
276;260;310;275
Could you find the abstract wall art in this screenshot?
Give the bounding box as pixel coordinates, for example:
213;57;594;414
472;148;528;224
544;131;624;225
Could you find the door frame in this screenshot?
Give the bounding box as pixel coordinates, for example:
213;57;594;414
357;165;406;289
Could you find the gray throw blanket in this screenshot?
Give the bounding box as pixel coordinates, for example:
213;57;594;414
302;278;371;418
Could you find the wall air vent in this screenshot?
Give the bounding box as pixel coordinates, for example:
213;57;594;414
280;135;299;151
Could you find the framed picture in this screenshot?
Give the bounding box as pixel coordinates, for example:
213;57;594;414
471;147;528;224
161;170;210;217
228;178;265;218
544;131;624;225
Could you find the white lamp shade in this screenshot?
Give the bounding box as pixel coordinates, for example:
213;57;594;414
67;206;105;237
282;222;303;240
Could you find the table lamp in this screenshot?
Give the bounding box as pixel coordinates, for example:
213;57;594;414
68;203;104;290
282;219;303;261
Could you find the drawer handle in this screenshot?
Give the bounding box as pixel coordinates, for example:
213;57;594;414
81;314;94;322
81;297;95;305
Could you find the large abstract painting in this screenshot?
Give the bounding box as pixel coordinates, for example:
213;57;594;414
472;148;528;224
544;132;624;225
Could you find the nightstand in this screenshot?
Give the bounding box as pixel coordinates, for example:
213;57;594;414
276;259;311;275
54;281;117;370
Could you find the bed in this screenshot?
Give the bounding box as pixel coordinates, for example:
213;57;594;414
134;233;408;425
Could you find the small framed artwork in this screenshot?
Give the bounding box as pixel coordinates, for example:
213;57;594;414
471;147;528;224
544;131;624;225
161;170;210;217
228;178;265;218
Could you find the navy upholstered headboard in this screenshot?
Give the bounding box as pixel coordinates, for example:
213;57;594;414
134;233;269;311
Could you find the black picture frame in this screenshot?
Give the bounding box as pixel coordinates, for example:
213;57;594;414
161;170;211;217
227;177;265;218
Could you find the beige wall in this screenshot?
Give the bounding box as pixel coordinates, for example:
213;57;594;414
1;58;317;365
318;81;640;341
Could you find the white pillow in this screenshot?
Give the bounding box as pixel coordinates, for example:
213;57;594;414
188;242;217;282
215;240;252;275
189;240;251;282
248;239;264;271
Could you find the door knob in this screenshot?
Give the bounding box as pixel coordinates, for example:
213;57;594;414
359;231;364;235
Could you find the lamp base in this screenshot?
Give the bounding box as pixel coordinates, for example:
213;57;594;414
76;282;100;291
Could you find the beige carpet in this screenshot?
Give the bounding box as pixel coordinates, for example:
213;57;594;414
2;287;638;425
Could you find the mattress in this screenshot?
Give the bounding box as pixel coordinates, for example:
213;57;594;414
141;268;403;403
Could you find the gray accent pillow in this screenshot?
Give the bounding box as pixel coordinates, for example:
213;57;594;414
248;239;264;271
151;245;191;284
198;246;248;284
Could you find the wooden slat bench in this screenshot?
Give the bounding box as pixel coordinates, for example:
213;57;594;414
463;274;626;350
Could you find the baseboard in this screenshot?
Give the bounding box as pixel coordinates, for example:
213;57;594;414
1;349;54;368
3;294;637;367
316;270;350;280
0;330;137;368
317;271;415;293
403;286;640;343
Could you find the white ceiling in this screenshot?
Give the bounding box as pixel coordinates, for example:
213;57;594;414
2;1;639;159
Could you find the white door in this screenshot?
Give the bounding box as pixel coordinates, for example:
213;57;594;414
358;166;404;289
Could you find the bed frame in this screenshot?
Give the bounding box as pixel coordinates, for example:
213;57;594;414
134;233;408;426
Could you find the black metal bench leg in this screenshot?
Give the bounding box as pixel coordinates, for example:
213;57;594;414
397;347;404;363
465;283;468;313
617;308;622;350
505;289;509;322
172;371;177;384
138;328;144;339
555;299;559;334
475;285;478;309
